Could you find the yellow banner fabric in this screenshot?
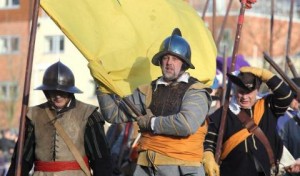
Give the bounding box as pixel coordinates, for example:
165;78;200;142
40;0;217;97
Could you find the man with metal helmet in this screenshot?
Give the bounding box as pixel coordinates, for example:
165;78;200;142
97;28;212;176
151;28;195;73
7;61;112;176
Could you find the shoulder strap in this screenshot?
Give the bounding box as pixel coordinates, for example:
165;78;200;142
45;108;91;176
237;109;278;174
221;99;265;159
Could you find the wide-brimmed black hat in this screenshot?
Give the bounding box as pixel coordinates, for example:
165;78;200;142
227;71;262;93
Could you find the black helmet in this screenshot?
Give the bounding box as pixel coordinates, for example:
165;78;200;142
152;28;195;69
35;61;82;93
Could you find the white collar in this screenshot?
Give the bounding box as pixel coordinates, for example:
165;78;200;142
154;72;190;91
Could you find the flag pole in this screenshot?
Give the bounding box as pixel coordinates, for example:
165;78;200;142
214;0;247;163
15;0;40;175
123;97;142;117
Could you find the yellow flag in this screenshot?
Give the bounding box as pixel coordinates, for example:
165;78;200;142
40;0;217;97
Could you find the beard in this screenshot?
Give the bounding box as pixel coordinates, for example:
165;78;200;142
163;72;177;82
162;67;184;82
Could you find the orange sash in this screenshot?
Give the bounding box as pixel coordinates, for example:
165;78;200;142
221;99;265;160
139;121;207;162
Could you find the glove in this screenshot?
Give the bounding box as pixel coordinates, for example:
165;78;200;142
203;151;220;176
240;66;274;82
137;109;154;132
241;0;257;9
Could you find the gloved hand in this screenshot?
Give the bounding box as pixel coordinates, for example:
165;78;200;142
203;151;220;176
240;66;274;82
241;0;257;9
137;109;154;132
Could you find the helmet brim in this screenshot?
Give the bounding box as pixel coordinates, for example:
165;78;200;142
152;51;195;69
35;85;83;94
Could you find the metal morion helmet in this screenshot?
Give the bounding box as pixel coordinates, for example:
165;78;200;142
152;28;195;69
35;61;83;93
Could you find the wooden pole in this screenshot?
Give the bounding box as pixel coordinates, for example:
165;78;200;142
15;0;40;175
212;0;216;41
215;0;247;163
285;0;295;75
123;97;142;117
264;52;300;100
269;0;274;57
286;55;299;77
202;0;210;20
216;0;233;50
221;46;227;106
268;0;275;71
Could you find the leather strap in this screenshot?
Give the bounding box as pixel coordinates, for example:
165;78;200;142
221;99;265;160
237;109;276;168
45;108;91;176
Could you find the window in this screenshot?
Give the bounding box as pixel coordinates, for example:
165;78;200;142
0;82;18;101
0;36;19;55
45;35;65;54
0;0;20;9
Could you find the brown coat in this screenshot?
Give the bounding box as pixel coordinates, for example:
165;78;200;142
27;100;96;176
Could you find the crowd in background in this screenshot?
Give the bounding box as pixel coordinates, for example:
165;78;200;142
0;129;17;176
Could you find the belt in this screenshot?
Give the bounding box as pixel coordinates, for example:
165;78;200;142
34;156;89;172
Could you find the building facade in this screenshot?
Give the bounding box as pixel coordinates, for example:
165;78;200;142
0;0;31;129
0;0;97;130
